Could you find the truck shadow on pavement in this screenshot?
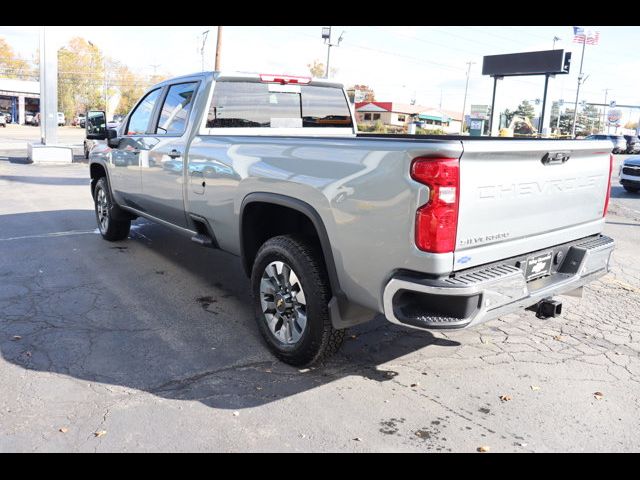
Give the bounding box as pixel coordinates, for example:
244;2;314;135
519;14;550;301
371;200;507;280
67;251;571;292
0;209;460;410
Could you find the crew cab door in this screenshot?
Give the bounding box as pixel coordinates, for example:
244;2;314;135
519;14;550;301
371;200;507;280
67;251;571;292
109;88;162;209
138;81;200;228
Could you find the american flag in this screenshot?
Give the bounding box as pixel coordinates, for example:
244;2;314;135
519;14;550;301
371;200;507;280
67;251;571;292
573;27;600;45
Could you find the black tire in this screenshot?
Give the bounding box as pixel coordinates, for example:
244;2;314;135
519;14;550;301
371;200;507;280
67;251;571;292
251;235;345;367
623;186;640;193
93;177;131;241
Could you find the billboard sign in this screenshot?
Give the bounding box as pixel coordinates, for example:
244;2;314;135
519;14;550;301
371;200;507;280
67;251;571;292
482;49;571;76
470;104;489;119
607;109;622;123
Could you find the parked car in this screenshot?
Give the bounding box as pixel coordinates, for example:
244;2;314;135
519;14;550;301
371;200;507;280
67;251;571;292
623;135;640;154
0;114;5;128
73;113;86;127
0;110;12;123
86;71;615;366
57;112;65;126
620;156;640;193
585;134;627;154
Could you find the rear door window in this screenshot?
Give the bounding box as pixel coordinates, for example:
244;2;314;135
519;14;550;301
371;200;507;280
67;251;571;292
155;82;198;135
206;81;352;129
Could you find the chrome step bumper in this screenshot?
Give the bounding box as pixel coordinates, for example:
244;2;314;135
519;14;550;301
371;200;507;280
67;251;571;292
382;235;615;330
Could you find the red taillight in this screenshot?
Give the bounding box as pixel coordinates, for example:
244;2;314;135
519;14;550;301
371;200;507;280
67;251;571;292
603;153;613;217
411;157;460;253
259;74;311;85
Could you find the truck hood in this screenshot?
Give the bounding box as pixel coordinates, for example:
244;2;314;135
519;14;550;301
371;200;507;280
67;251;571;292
624;157;640;167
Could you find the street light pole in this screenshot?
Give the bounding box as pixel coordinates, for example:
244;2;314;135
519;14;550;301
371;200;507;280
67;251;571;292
322;27;344;79
602;88;611;134
552;36;561;49
460;61;475;134
200;30;210;72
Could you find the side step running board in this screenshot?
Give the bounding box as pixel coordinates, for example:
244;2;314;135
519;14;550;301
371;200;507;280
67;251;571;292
191;233;214;246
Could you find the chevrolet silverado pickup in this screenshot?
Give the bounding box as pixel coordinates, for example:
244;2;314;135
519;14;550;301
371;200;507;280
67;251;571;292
86;71;615;366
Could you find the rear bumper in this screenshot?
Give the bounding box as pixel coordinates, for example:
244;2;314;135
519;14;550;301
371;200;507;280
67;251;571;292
382;235;614;330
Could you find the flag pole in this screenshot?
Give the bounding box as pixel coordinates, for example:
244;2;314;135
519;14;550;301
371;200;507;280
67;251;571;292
571;36;587;138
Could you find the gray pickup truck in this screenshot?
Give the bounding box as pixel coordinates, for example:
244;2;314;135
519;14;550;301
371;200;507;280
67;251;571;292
86;71;615;366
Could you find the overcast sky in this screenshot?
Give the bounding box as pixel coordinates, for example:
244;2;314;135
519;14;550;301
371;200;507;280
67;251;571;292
2;25;639;120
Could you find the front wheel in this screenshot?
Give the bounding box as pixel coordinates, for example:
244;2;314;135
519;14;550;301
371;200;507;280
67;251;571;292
94;177;131;241
251;235;345;367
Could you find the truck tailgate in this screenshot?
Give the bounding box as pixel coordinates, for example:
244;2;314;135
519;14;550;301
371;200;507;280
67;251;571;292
454;139;612;270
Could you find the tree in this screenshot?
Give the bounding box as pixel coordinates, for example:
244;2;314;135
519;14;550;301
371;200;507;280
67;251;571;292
58;37;107;123
0;37;35;80
307;59;325;78
346;84;375;103
514;100;536;120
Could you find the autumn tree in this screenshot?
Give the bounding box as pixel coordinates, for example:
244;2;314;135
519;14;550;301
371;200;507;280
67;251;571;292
58;37;107;123
307;59;325;78
346;84;375;103
0;37;35;80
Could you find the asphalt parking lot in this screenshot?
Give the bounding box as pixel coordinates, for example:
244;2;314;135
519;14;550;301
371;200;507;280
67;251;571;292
0;152;639;452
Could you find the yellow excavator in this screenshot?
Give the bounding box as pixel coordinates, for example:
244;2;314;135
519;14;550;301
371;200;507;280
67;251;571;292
499;115;538;137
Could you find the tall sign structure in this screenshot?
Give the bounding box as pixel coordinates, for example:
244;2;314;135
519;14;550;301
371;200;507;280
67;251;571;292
482;49;571;137
39;26;57;145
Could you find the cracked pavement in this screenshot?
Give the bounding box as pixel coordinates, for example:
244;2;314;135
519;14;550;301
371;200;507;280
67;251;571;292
0;155;639;452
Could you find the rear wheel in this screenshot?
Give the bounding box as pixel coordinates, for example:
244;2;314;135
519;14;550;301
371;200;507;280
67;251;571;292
94;177;131;241
251;235;344;367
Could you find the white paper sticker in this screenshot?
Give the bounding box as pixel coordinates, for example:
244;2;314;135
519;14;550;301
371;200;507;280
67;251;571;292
270;118;302;128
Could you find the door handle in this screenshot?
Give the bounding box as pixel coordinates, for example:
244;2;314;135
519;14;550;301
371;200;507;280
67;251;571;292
168;149;182;159
132;149;140;154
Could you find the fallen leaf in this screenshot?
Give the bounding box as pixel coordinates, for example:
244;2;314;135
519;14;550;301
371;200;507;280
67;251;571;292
12;335;22;341
553;335;564;341
232;411;240;416
593;391;604;400
410;383;419;388
353;437;362;442
499;395;512;402
94;430;107;438
477;445;490;453
517;442;528;447
530;385;541;391
59;427;68;433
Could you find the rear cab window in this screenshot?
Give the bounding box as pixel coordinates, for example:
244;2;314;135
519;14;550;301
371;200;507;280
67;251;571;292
203;80;353;134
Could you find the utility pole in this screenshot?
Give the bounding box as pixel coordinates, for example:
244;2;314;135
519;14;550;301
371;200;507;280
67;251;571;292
214;26;223;71
571;38;587;138
322;27;344;79
602;88;611;134
200;30;210;72
460;61;475;134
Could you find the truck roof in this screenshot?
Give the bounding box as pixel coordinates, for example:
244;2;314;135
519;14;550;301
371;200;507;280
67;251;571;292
152;71;344;90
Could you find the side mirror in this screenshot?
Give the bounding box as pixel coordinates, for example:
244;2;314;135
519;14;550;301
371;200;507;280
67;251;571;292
86;110;107;140
107;129;119;148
